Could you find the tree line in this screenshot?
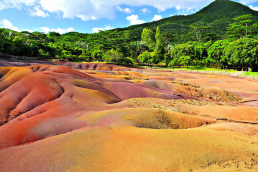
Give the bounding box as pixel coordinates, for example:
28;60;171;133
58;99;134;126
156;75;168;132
1;14;258;70
138;14;258;71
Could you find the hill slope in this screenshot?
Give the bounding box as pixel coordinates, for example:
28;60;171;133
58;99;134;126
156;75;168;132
117;0;258;41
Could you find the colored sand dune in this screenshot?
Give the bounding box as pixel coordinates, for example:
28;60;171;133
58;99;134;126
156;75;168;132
0;61;258;172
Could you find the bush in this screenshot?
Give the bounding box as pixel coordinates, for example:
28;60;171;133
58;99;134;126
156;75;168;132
179;56;192;69
122;57;135;66
138;51;151;65
224;38;258;70
103;49;123;63
170;44;194;67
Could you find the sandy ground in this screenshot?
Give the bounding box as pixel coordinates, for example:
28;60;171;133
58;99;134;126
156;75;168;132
0;61;258;172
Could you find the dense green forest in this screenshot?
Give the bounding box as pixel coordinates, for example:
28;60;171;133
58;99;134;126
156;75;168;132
1;0;258;70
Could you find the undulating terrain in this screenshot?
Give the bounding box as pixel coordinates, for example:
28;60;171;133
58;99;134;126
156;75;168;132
0;61;258;172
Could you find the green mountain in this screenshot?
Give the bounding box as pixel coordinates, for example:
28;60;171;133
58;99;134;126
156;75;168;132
61;0;258;46
114;0;258;42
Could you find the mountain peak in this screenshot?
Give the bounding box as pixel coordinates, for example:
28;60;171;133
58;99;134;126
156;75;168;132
195;0;257;18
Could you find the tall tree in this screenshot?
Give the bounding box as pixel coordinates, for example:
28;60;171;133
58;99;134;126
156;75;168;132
187;41;211;62
154;27;165;64
130;41;145;61
224;38;258;70
161;33;174;46
189;23;211;42
141;28;155;50
12;36;24;56
207;40;230;68
170;44;194;67
226;14;257;39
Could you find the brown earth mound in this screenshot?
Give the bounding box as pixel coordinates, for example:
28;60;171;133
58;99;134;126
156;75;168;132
0;64;193;149
77;108;215;129
0;60;55;67
66;62;141;71
142;80;242;103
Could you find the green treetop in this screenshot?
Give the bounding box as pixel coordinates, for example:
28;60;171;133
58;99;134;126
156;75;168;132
169;44;194;67
189;23;211;42
141;28;155;49
224;38;258;70
226;14;258;39
154;27;165;63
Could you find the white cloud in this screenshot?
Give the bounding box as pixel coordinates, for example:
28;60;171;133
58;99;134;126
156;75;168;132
249;5;258;11
51;28;67;35
40;0;116;21
91;16;97;20
0;0;221;21
105;25;113;30
0;0;36;10
92;25;114;33
0;19;36;33
0;19;20;31
126;14;145;25
152;14;162;21
0;19;13;28
116;6;123;12
116;6;133;13
40;27;74;34
29;5;49;17
141;8;150;14
66;27;74;32
92;27;104;33
170;8;195;16
76;15;88;21
40;27;50;33
124;8;133;14
77;15;97;21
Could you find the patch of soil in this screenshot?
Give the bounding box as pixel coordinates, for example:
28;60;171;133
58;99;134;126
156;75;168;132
172;81;242;103
125;109;215;129
141;80;242;103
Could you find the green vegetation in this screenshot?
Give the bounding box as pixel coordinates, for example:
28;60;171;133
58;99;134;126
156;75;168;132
226;14;258;39
1;0;258;71
241;72;258;76
141;28;155;49
139;51;152;65
152;66;238;73
168;44;194;68
224;38;258;70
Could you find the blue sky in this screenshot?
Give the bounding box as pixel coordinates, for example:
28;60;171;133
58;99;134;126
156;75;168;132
0;0;258;34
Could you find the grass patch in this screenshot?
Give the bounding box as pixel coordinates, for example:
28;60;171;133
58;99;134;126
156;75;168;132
147;66;239;73
241;72;258;76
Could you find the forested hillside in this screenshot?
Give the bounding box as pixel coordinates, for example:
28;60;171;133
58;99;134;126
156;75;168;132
122;0;258;42
1;0;258;70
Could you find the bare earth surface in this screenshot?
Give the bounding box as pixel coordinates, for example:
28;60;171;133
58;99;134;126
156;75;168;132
0;60;258;172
